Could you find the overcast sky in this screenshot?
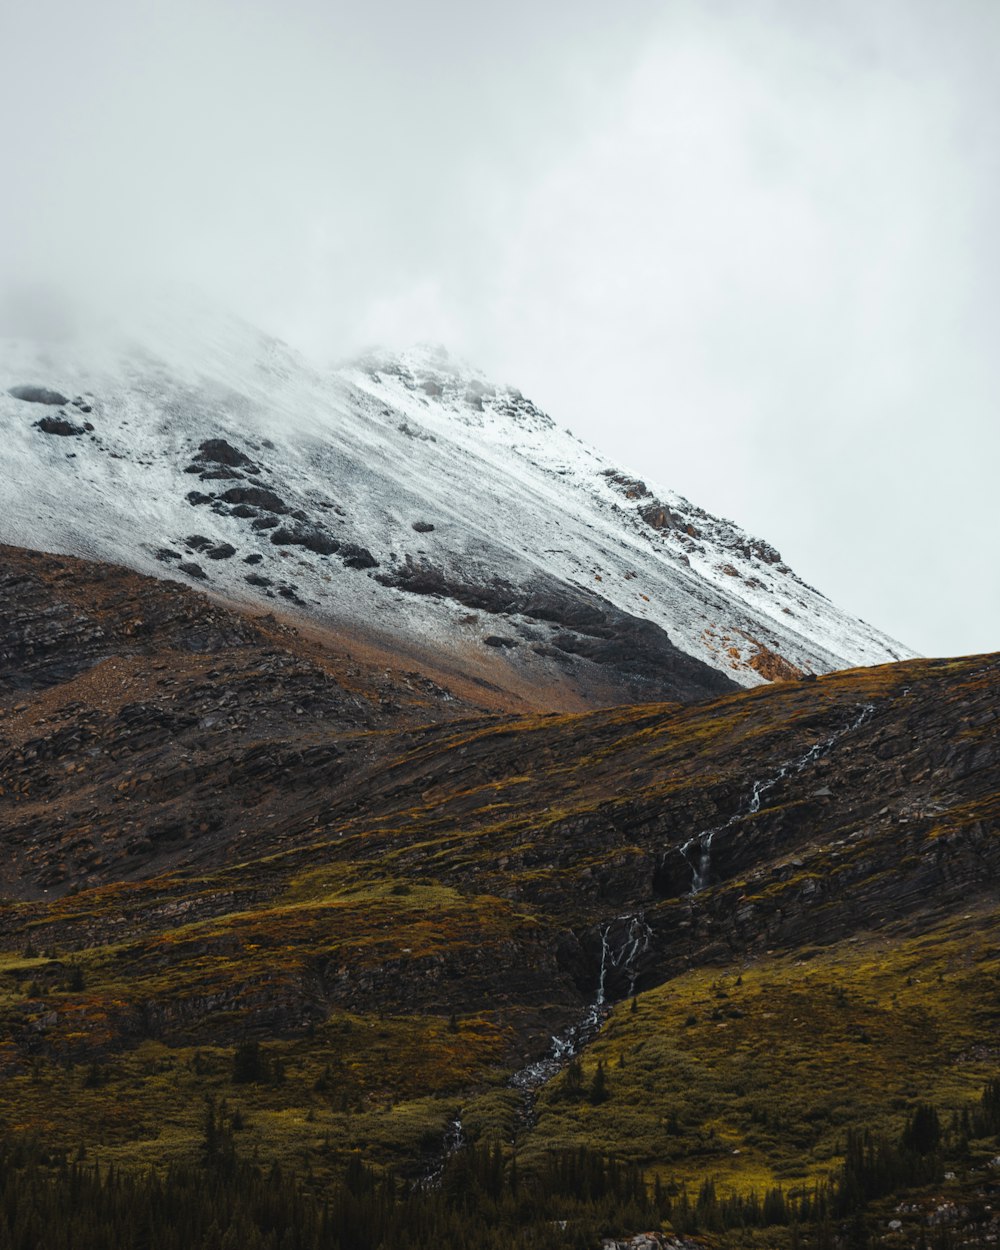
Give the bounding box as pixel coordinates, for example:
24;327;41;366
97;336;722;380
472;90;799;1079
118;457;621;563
2;0;997;657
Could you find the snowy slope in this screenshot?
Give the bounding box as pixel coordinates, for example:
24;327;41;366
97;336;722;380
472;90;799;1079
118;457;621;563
0;295;913;703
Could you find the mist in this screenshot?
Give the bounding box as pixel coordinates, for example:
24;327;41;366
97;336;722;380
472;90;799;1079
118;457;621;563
2;0;997;657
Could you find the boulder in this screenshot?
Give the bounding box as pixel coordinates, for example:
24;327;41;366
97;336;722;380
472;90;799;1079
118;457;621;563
35;416;85;437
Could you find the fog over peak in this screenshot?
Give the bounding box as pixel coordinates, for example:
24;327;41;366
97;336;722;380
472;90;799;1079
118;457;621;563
2;0;997;657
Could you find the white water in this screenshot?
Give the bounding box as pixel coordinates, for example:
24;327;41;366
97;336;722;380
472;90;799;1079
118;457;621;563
510;911;653;1095
679;703;875;893
419;1116;466;1188
596;912;651;1004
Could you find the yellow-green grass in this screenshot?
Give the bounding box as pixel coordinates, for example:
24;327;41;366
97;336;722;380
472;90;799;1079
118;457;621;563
0;1007;512;1178
525;902;1000;1196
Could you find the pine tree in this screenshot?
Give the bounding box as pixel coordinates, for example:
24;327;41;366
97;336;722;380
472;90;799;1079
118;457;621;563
902;1104;941;1155
232;1040;264;1085
589;1060;608;1105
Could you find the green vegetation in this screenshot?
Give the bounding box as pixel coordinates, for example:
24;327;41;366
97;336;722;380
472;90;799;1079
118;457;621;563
526;906;1000;1193
0;1075;997;1249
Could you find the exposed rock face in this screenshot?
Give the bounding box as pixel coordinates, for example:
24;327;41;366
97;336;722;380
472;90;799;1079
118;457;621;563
195;438;258;469
375;559;737;704
219;485;288;513
35;416;87;436
639;501;697;536
0;547;258;693
601;472;651;501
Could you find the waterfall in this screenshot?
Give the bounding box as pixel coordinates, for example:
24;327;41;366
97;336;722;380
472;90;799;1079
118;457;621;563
419;1115;466;1187
679;703;874;894
511;911;652;1096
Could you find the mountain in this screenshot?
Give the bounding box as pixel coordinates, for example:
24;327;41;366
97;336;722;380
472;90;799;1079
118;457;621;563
0;542;996;1250
3;295;996;1249
0;293;912;713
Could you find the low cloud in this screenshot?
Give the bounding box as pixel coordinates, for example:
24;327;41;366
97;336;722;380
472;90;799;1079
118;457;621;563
1;0;997;655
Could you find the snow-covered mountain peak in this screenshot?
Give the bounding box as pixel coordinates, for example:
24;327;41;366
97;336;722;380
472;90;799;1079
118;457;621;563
345;343;557;436
0;296;914;709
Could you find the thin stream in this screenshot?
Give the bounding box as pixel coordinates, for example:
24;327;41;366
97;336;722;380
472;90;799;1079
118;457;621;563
424;913;653;1174
510;912;652;1097
435;704;875;1165
679;703;874;893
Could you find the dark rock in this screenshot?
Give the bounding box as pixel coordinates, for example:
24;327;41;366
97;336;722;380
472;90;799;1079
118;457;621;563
154;549;181;562
185;536;213;552
266;525;377;568
245;573;271;587
186;492;212;507
602;471;651;501
484;636;518;649
35;416;85;437
220;486;287;514
640;501;696;536
530;643;565;659
195;439;257;470
206;544;236;561
340;544;378;570
8;385;69;405
749;540;782;565
177;562;207;580
229;504;257;519
376;559;736;704
251;515;279;531
375;562;513;611
412;521;435;533
243;554;263;565
271;527;340;556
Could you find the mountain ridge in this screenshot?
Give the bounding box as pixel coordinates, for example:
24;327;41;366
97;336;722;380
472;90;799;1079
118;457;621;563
0;294;912;713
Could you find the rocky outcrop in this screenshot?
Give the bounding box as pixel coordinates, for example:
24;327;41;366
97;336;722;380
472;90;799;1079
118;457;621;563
375;559;737;704
35;415;87;436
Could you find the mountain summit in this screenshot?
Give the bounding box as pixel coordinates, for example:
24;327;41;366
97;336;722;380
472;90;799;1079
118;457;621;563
1;295;911;708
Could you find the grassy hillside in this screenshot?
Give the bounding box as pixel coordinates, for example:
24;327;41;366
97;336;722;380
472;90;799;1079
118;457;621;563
0;547;997;1246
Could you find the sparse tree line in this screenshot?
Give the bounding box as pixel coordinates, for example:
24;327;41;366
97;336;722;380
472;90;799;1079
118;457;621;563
0;1081;994;1248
